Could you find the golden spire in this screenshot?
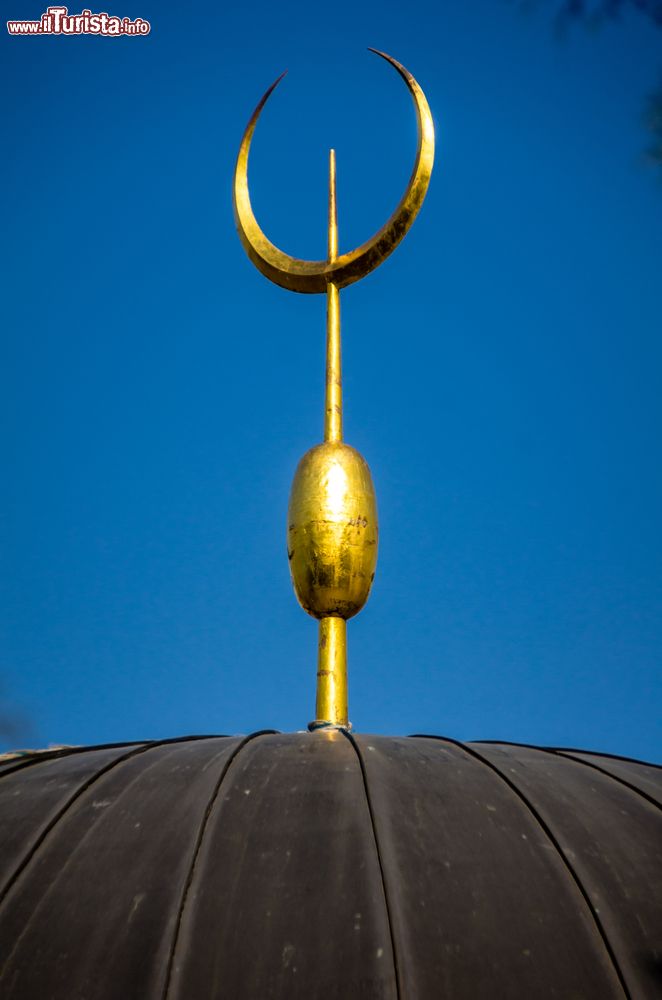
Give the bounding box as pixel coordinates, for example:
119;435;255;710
233;51;435;728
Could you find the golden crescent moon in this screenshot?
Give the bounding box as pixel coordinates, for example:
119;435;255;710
233;49;435;294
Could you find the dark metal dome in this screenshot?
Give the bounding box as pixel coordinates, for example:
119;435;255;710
0;731;660;998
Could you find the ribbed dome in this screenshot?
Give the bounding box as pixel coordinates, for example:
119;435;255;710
0;731;660;999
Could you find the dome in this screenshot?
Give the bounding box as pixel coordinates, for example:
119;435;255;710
0;731;660;998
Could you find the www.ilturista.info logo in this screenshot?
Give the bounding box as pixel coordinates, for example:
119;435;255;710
7;6;150;35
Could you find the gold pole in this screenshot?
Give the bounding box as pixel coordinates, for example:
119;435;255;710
316;148;348;727
316;617;348;727
324;149;342;445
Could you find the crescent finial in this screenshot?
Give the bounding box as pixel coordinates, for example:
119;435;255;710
233;50;435;294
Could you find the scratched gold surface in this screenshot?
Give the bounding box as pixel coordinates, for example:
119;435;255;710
288;442;378;622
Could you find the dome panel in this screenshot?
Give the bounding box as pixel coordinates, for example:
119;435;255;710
475;742;662;998
556;750;662;808
0;736;244;1000
167;730;397;1000
0;743;146;889
355;734;624;1000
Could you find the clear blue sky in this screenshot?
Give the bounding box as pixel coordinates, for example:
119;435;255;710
2;1;661;760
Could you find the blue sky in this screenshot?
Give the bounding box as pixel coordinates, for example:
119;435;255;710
2;0;661;760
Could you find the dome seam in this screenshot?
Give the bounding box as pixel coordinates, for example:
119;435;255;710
419;735;632;1000
161;730;279;1000
341;729;402;1000
552;750;662;812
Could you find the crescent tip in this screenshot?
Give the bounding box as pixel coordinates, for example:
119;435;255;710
367;47;415;85
234;67;288;203
233;65;329;294
245;69;288;132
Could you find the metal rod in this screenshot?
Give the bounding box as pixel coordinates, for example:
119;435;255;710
316;149;348;727
316;617;348;727
324;149;342;444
